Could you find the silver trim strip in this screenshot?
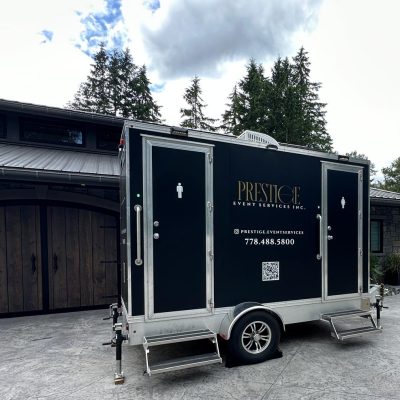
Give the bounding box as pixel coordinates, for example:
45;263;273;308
321;162;363;300
142;135;214;320
125;126;132;316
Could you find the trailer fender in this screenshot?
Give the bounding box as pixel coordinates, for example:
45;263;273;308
219;302;285;341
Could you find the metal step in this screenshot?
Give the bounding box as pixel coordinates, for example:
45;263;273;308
336;326;382;340
321;309;380;341
144;329;215;347
143;329;222;376
149;352;222;375
321;309;370;321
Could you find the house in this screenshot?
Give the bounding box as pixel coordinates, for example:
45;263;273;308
0;99;123;316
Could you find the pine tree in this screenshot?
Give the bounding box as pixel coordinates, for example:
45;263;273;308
221;85;241;135
180;76;217;131
118;48;139;118
268;57;294;143
68;46;162;122
134;65;162;122
68;43;112;114
221;48;333;150
379;157;400;192
290;47;332;151
221;59;269;136
107;48;124;116
345;151;377;184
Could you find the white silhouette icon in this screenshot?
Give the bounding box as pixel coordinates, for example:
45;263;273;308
177;183;183;199
341;196;346;209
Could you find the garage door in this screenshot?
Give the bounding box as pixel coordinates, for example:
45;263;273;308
0;204;118;315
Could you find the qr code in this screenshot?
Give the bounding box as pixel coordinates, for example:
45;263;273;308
262;262;279;281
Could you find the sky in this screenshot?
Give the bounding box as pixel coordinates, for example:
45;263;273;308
0;0;399;180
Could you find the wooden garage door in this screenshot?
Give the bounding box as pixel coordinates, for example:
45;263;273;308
0;205;42;313
47;206;117;310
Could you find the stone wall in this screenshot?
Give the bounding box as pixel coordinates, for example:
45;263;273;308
370;204;400;261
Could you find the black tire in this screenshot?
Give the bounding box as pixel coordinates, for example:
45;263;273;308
227;311;281;364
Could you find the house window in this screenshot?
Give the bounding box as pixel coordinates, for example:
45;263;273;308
371;220;383;253
20;118;85;146
0;114;6;138
96;126;121;151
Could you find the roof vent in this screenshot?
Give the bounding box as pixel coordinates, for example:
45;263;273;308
238;130;280;149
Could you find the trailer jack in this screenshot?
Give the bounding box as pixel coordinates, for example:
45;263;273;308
113;322;128;384
374;283;389;329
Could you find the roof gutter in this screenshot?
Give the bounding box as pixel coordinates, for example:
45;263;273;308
370;198;400;207
0;167;119;187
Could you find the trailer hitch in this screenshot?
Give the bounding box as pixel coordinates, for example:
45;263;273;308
102;303;122;347
103;303;121;324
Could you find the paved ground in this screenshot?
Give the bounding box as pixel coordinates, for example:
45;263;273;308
1;296;400;400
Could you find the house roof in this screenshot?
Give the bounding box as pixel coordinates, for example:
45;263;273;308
0;143;119;186
370;188;400;205
0;98;125;126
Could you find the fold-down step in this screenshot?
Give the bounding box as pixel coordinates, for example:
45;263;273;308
143;329;222;376
321;309;381;341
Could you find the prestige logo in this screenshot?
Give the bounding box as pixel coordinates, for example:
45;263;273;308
233;180;304;210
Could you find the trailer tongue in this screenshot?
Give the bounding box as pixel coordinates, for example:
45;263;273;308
109;122;380;381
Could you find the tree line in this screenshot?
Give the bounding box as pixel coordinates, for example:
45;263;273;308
67;45;398;190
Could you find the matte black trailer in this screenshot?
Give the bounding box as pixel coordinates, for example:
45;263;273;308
116;121;380;377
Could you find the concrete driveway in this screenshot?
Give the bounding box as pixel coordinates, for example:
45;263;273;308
1;295;400;400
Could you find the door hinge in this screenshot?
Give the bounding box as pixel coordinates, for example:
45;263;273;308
208;153;213;163
208;250;214;261
359;249;363;256
208;299;214;308
360;174;363;182
207;202;213;213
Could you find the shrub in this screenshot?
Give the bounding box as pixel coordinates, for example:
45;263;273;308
370;253;383;284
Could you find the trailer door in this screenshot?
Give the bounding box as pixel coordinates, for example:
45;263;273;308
322;163;363;300
143;136;213;319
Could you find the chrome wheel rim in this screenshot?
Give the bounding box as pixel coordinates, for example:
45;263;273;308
241;321;271;354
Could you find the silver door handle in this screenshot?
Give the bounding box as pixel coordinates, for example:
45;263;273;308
327;235;334;241
316;214;322;260
134;205;143;266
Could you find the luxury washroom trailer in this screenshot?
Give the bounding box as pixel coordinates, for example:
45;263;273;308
115;120;380;378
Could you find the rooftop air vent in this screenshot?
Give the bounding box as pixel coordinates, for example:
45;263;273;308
238;130;280;149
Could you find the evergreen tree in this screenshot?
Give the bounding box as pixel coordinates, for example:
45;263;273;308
345;151;377;184
107;48;124;115
290;47;332;151
221;85;241;135
268;56;294;143
134;65;162;122
221;48;333;151
221;59;269;136
379;157;400;192
68;45;162;122
69;43;111;114
180;76;217;131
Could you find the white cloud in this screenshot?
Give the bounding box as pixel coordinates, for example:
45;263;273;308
297;0;400;176
0;0;399;177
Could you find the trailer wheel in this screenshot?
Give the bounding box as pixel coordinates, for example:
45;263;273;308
227;311;280;364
